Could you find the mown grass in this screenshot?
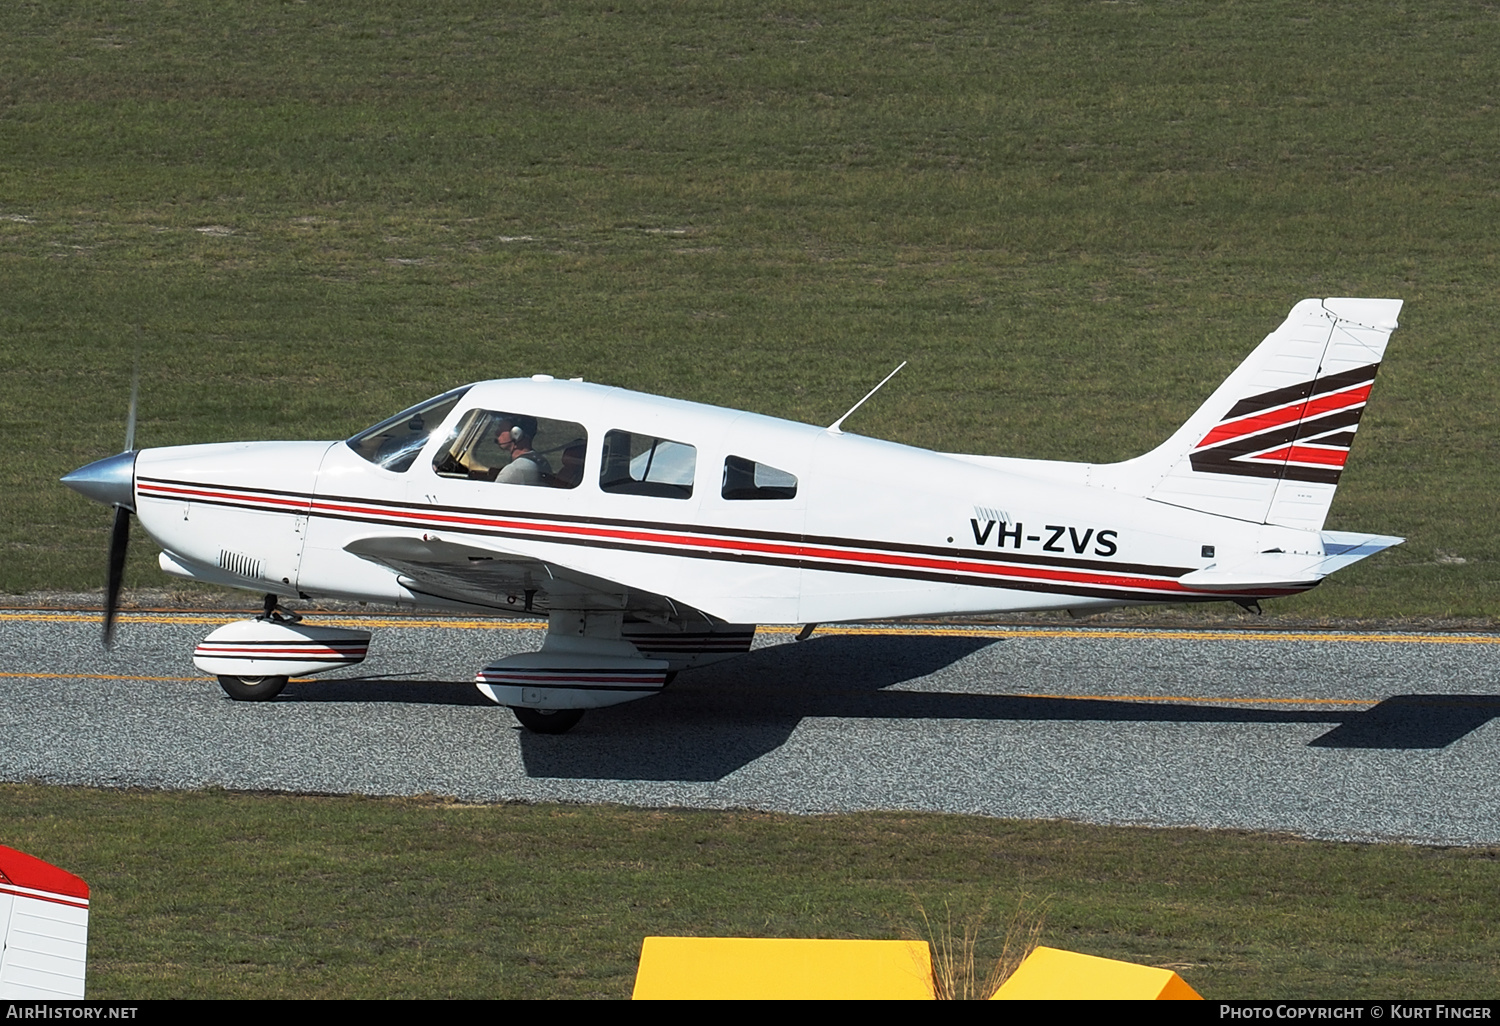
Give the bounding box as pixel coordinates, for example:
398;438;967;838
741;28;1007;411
3;1;1498;616
4;783;1498;999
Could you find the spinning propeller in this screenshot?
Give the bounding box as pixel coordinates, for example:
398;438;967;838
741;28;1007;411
60;370;140;647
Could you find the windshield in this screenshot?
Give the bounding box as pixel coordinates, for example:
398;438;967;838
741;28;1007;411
346;386;471;473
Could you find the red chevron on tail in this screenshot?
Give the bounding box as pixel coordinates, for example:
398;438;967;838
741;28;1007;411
1189;363;1380;485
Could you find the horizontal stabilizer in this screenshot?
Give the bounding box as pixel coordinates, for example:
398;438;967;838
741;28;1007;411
1178;532;1403;594
1176;566;1321;593
1310;530;1405;576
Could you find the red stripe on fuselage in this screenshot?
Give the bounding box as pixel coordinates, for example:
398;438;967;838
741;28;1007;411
141;482;1254;599
138;481;311;509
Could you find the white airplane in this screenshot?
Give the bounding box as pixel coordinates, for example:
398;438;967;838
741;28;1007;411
63;297;1405;733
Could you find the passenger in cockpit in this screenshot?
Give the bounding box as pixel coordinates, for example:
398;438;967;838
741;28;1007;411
552;440;587;489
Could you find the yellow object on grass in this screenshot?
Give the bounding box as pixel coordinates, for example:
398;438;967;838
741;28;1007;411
992;945;1203;1000
631;936;935;1000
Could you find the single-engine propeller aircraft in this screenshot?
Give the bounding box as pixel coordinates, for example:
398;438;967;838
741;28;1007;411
63;298;1404;733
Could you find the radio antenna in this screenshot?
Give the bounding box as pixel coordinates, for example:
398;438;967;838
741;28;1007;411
827;360;907;434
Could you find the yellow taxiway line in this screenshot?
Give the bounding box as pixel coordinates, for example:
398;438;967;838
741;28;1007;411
4;609;1499;646
6;607;1484;707
2;609;1492;706
0;672;203;682
0;669;1374;708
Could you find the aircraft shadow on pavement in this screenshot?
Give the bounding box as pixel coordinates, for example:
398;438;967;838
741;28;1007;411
521;636;1500;781
516;633;995;781
276;677;495;707
273;637;1500;782
1306;694;1500;749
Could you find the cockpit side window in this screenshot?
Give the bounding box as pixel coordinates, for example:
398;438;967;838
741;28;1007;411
347;387;471;473
722;455;798;500
600;429;696;499
432;409;588;489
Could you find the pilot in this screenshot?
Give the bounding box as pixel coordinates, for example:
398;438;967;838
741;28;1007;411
493;414;551;486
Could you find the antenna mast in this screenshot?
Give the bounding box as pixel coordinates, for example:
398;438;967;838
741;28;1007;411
827;361;908;434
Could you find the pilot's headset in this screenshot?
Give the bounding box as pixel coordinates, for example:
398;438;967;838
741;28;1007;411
502;415;538;447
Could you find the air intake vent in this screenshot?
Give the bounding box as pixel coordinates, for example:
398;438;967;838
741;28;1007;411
218;550;262;580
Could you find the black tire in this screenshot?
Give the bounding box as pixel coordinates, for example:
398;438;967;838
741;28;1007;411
510;706;585;734
218;674;289;702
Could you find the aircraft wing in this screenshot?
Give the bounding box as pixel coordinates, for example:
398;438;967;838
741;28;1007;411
343;534;697;620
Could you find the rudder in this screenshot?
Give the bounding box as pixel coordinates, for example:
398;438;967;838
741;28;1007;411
1106;298;1401;531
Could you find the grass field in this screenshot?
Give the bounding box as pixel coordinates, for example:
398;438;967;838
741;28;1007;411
3;5;1498;1000
2;0;1497;616
6;783;1500;999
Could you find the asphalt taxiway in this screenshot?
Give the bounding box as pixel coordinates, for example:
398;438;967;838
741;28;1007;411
3;608;1498;844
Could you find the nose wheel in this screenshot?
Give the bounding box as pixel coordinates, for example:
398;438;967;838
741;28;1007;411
510;706;585;734
217;674;289;702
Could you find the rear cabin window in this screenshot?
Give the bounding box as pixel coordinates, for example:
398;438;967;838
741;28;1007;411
600;430;696;499
347;387;472;473
722;455;798;500
432;409;588;489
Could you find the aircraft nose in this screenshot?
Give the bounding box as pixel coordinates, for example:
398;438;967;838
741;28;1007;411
61;451;137;510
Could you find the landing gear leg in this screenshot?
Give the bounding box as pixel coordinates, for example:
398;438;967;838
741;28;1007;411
476;608;669;732
258;593;302;623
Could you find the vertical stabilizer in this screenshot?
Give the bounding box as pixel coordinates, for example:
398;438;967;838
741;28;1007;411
1108;298;1401;530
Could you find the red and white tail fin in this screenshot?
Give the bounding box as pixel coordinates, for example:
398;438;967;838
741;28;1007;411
0;846;90;999
1108;298;1401;530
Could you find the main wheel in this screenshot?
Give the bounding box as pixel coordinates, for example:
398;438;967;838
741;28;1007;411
509;706;585;735
218;674;289;702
